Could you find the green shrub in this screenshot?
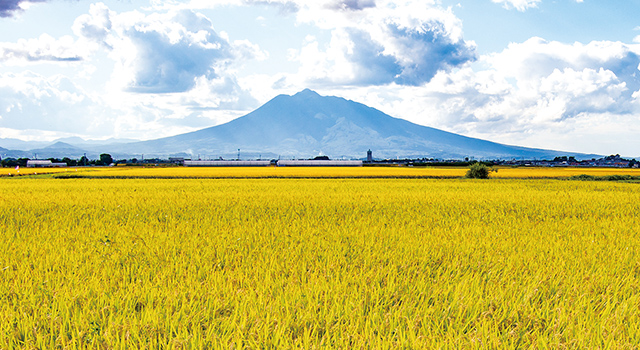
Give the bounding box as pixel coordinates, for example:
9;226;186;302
570;174;640;182
465;163;493;179
569;174;595;181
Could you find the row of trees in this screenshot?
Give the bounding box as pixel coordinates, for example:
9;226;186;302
0;154;115;167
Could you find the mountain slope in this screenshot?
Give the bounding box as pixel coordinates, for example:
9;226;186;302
28;142;90;159
109;89;596;160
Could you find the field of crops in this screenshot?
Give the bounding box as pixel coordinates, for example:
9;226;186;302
1;168;640;348
5;164;640;179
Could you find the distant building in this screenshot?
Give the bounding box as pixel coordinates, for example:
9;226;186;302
366;149;373;162
26;160;66;168
184;160;271;167
277;160;363;167
183;159;363;167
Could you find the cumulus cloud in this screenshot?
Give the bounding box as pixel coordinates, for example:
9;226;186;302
384;21;476;85
119;14;233;93
152;0;476;87
296;35;640;155
285;0;477;87
0;0;46;17
104;10;231;93
363;37;640;155
0;70;256;141
0;3;110;64
72;2;113;48
486;37;640;92
71;4;266;95
0;4;264;141
1;3;265;95
0;72;110;134
0;34;85;64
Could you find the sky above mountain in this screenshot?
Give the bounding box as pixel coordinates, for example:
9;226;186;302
1;0;640;156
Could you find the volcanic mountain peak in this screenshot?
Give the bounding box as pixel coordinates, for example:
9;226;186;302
104;89;596;160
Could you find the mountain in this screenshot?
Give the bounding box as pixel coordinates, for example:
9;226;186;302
0;138;49;151
106;89;597;160
0;145;30;159
52;137;139;147
28;142;91;159
0;141;96;159
0;137;140;159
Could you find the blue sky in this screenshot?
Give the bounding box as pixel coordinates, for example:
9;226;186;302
1;0;640;156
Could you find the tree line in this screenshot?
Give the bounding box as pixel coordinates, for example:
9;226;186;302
0;153;119;167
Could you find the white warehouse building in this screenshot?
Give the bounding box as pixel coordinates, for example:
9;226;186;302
184;160;272;167
26;160;66;168
277;160;363;167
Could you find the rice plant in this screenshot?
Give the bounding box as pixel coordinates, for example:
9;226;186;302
1;173;639;348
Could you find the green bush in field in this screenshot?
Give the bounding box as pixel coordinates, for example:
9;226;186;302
465;162;493;179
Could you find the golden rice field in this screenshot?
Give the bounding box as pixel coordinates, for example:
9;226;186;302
4;164;640;179
1;167;640;348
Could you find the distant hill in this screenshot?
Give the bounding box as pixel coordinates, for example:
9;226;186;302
0;138;49;151
0;138;135;159
0;146;30;159
27;142;89;159
52;137;138;147
106;89;598;160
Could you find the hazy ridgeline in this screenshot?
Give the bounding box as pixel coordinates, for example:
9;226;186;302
1;175;640;348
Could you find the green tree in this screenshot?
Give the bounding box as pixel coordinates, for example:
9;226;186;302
465;162;494;179
61;157;77;166
99;153;114;166
1;157;17;167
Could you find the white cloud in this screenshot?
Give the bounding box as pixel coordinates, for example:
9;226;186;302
89;9;236;93
0;4;266;141
491;0;541;11
0;70;256;141
0;0;46;18
72;2;113;48
149;0;476;87
292;35;640;155
485;38;640;92
0;34;86;64
352;38;640;155
282;0;477;87
0;72;110;135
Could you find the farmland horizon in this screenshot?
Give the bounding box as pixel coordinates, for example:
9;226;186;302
3;167;640;347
